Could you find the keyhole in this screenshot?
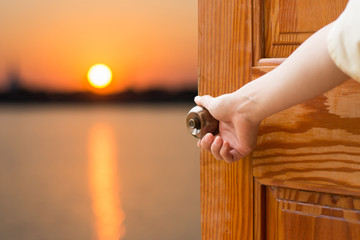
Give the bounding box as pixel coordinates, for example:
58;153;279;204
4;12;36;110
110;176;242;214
188;118;200;129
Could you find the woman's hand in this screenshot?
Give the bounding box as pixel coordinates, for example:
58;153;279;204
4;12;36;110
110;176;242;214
194;23;350;163
195;93;261;163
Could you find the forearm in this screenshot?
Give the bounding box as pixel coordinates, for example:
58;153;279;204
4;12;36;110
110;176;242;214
236;23;349;122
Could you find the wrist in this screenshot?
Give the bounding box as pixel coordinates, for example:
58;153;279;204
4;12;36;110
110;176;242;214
232;87;265;125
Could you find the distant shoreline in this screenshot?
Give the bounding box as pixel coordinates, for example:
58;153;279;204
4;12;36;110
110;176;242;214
0;88;198;104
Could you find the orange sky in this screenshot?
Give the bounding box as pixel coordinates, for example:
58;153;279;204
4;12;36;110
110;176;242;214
0;0;197;93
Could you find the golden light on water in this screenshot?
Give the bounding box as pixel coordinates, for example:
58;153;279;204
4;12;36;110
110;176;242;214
88;64;113;89
89;123;126;240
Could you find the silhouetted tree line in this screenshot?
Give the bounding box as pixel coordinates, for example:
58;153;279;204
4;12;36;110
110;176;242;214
0;70;197;104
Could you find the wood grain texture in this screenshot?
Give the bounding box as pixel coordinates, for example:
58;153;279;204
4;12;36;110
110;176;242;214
256;177;360;198
266;187;360;240
252;79;360;191
251;0;360;239
252;0;264;65
198;0;253;239
264;0;347;57
254;180;266;240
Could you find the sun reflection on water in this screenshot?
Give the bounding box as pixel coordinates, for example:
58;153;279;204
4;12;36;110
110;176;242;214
88;123;125;240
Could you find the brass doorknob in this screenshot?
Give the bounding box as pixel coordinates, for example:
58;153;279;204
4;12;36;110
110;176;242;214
186;106;219;138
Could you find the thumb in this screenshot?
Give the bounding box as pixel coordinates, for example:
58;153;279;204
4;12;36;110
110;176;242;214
194;95;214;110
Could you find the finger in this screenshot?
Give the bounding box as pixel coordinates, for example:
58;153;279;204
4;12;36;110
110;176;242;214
220;141;237;163
197;139;201;148
194;95;213;110
229;149;243;162
211;136;223;160
200;133;214;152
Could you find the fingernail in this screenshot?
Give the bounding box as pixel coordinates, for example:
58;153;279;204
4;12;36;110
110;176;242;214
194;96;200;102
203;134;209;142
204;134;212;142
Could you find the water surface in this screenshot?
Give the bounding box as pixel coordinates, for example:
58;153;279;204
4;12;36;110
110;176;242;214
0;104;200;240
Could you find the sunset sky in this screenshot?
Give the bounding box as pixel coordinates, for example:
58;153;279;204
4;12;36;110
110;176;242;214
0;0;197;93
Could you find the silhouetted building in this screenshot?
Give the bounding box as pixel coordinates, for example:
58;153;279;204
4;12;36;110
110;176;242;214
7;68;22;93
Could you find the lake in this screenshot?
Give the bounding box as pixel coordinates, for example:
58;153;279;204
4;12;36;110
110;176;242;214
0;104;200;240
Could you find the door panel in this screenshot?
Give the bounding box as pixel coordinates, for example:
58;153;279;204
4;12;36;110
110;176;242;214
266;187;360;240
253;76;360;191
264;0;347;57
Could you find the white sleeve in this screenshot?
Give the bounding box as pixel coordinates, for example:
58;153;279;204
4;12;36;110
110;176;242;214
327;0;360;82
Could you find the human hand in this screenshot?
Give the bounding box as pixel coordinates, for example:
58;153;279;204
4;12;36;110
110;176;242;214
195;93;260;163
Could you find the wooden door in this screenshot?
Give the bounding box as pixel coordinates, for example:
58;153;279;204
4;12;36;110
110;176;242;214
198;0;360;239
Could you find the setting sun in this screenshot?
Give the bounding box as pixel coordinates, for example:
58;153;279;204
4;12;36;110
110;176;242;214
88;64;113;89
